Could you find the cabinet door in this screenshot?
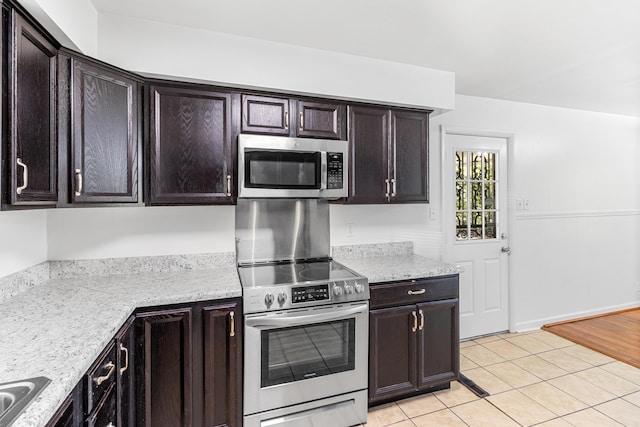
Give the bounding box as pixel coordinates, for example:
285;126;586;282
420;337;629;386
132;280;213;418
116;316;135;427
241;94;290;136
417;299;459;390
71;59;139;203
86;388;117;427
296;100;344;139
135;308;193;427
202;301;242;427
369;305;417;404
9;11;57;205
149;85;234;204
347;106;390;204
390;110;429;203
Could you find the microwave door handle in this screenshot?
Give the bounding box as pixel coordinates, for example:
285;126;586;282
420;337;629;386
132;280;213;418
245;304;366;328
320;152;328;190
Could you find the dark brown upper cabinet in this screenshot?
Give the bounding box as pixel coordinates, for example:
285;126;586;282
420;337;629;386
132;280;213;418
148;85;235;205
241;94;290;136
7;10;58;206
241;94;346;139
68;57;140;204
347;105;429;204
296;100;345;139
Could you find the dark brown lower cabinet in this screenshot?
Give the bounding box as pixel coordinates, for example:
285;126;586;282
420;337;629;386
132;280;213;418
135;307;193;427
135;299;242;427
369;276;459;405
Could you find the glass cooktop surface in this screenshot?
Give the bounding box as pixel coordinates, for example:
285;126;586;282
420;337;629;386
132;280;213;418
238;260;362;289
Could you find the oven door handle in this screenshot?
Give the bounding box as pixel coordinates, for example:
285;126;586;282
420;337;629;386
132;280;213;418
245;304;366;328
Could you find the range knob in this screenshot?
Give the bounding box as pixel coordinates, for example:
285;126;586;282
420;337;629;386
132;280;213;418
264;293;274;307
354;282;364;293
344;283;354;294
333;283;344;296
277;292;287;305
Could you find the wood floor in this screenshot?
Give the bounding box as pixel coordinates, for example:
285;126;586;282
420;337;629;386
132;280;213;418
542;307;640;369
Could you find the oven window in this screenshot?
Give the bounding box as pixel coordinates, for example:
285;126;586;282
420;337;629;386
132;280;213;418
261;319;355;387
245;151;320;189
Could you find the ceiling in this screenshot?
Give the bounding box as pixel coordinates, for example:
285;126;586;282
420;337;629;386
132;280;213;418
90;0;640;117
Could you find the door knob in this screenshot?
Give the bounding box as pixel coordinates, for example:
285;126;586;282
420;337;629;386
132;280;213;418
501;247;511;255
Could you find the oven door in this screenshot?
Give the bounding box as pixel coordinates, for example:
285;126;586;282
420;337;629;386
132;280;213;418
243;302;368;416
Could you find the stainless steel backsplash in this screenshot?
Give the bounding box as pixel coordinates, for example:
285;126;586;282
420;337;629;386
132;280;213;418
235;199;330;265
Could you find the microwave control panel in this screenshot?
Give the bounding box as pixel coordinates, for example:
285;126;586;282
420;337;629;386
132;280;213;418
326;153;344;189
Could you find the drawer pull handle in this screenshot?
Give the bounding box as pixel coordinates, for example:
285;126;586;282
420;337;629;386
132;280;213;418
408;289;426;295
284;112;289;129
226;174;232;197
119;343;129;375
385;179;390;198
391;178;396;197
230;311;236;337
419;309;424;331
411;311;417;332
16;158;28;194
93;361;115;386
299;111;304;130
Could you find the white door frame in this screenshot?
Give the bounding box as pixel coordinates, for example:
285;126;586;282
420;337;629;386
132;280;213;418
440;126;516;334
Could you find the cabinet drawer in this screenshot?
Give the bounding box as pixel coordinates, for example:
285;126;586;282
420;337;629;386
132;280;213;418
85;342;117;414
370;276;458;309
86;387;116;427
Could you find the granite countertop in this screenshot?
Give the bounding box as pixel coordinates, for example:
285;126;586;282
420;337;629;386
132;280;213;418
0;255;241;427
0;242;456;427
333;242;460;283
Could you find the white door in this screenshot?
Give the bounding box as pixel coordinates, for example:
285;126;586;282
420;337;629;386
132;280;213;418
442;128;511;339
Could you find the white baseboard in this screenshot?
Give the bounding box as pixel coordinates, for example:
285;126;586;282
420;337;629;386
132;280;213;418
513;300;640;333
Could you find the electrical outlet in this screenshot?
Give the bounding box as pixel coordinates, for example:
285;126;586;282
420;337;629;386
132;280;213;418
430;207;438;221
346;223;354;237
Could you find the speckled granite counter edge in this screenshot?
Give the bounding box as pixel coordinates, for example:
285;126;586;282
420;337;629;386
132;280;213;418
331;241;413;258
0;252;236;303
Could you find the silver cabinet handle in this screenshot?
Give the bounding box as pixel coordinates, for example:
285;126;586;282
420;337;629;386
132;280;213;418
93;361;115;386
299;111;304;130
419;309;424;331
229;311;235;337
408;289;426;296
385;179;390;198
119;343;129;375
284;111;289;129
16;158;28;195
74;169;83;196
226;175;232;197
391;178;396;197
411;311;417;332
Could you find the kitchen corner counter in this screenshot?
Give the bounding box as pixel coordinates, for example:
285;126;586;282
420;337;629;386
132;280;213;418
333;242;459;283
0;258;241;427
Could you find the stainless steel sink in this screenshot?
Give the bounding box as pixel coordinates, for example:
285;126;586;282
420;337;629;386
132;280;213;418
0;377;50;427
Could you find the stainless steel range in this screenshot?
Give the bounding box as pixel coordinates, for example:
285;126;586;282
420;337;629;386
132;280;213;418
236;198;369;427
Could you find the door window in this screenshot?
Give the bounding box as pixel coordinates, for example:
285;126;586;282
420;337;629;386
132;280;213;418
261;319;355;387
455;151;498;241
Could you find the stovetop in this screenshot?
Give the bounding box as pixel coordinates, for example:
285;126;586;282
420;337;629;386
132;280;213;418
238;259;369;313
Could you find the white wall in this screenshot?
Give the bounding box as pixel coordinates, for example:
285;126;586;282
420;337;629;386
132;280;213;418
0;210;47;277
46;206;235;260
18;0;98;56
431;95;640;331
95;13;454;112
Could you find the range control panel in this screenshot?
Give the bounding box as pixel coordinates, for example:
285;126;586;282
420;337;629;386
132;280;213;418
326;152;344;189
292;284;329;303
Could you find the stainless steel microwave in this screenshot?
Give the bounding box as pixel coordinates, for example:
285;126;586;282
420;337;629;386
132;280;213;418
238;134;348;199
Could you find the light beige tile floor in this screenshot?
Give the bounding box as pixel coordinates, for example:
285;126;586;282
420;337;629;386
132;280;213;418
365;330;640;426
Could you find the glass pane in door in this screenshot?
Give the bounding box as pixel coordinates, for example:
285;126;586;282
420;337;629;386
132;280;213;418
455;150;499;242
261;319;355;387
